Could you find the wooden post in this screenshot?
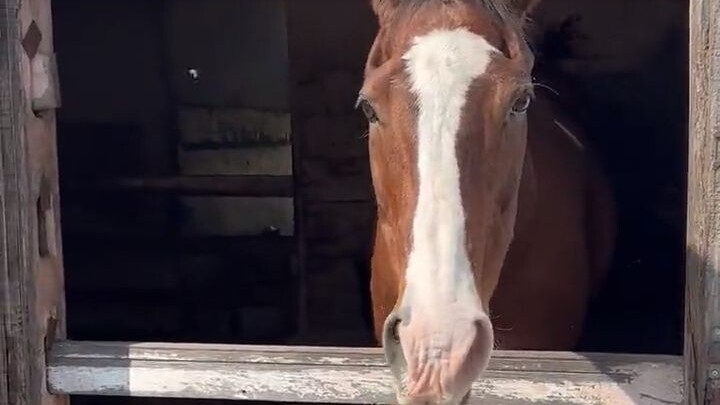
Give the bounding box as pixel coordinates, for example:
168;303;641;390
0;1;33;402
685;0;720;404
0;0;67;404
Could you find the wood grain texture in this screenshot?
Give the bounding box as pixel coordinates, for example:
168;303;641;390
686;0;720;404
23;0;68;402
1;0;67;404
0;1;38;404
48;341;683;404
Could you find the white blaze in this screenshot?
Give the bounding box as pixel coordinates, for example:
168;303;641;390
401;28;498;329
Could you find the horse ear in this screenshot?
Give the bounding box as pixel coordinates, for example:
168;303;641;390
371;0;400;26
502;0;540;60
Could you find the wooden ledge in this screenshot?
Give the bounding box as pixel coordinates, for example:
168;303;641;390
47;340;683;404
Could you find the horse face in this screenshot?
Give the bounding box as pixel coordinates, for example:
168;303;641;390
359;1;535;403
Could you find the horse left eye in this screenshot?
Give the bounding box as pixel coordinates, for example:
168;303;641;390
511;93;532;114
356;97;379;124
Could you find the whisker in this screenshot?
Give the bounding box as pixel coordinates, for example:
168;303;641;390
531;81;560;96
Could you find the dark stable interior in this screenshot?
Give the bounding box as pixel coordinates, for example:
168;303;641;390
53;1;687;403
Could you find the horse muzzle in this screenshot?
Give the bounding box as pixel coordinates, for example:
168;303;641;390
381;309;493;405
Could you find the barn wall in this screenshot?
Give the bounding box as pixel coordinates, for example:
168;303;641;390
52;0;173;177
54;0;297;343
285;0;378;345
167;0;295;237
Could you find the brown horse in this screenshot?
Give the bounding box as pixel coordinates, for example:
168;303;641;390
356;0;616;404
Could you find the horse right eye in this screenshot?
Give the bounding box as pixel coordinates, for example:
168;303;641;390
510;91;533;115
356;97;379;124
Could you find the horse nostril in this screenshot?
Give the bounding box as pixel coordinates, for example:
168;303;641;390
390;317;401;343
383;310;403;345
382;311;408;397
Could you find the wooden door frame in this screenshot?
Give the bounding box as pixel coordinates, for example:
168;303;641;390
0;0;66;404
684;0;720;403
0;0;38;401
2;0;718;404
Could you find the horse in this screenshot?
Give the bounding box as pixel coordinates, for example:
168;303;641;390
356;1;616;404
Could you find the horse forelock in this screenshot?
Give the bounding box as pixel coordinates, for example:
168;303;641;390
388;0;524;34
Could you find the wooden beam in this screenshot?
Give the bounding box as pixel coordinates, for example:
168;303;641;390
1;0;67;404
47;340;683;404
0;2;34;404
63;175;294;197
686;0;720;404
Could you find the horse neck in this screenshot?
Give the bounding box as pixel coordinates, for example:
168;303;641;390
514;142;538;237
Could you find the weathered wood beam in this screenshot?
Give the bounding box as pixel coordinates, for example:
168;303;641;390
47;340;683;404
63;175;294;197
686;0;720;404
1;0;67;404
0;2;35;404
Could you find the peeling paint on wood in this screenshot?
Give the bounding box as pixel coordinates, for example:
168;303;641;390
47;341;683;404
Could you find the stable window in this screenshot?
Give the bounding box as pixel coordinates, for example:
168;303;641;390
1;0;717;404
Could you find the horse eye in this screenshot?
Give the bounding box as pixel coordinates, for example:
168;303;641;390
511;92;532;115
356;97;379;124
